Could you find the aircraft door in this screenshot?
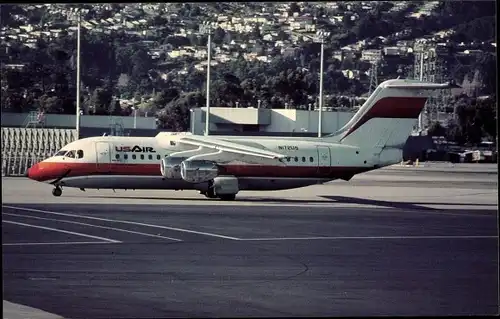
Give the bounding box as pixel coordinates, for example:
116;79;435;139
95;142;111;172
317;146;331;175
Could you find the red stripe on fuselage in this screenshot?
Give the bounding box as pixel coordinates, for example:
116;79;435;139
342;97;427;140
28;161;373;182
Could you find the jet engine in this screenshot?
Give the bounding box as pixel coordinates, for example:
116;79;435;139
180;160;219;183
160;157;185;179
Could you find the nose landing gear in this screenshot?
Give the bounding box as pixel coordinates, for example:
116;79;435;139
52;186;62;197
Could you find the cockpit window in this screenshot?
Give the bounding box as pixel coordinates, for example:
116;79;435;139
76;150;84;159
55;150;68;157
65;150;76;158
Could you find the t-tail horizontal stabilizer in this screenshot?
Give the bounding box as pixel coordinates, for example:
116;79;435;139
322;79;461;150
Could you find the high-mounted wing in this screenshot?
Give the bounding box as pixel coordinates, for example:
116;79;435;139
156;134;287;163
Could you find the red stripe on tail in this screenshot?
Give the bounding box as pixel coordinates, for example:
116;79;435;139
341;97;427;141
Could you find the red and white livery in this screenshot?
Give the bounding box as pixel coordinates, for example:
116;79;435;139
27;79;458;200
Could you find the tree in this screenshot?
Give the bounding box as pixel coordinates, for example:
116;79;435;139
474;53;496;95
427;121;447;136
157;91;203;131
90;88;113;115
288;2;300;16
152;87;180;110
475;95;497;139
212;27;226;45
38;95;64;114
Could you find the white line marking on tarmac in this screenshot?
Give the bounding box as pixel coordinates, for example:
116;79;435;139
2;205;241;241
239;235;498;241
2;241;116;246
2;220;121;243
2;212;182;242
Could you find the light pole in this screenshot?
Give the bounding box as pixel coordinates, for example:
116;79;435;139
75;8;81;140
418;49;425;132
199;21;215;136
132;106;137;129
313;30;330;138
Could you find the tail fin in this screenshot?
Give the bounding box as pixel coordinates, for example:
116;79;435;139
323;79;460;149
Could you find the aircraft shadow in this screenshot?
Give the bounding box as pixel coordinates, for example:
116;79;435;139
83;195;332;204
320;195;497;212
82;195;496;212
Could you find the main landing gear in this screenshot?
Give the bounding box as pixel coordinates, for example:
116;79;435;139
200;185;236;201
52;186;62;197
219;194;236;201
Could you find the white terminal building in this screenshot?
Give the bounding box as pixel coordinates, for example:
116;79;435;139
190;107;356;136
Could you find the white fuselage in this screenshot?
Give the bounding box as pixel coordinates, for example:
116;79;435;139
27;135;399;192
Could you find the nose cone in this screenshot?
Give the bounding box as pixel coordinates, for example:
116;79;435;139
27;163;42;181
27;161;70;183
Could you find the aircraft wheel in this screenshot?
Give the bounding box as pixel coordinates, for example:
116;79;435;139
205;192;217;199
204;188;217;199
52;187;62;197
219;194;236;201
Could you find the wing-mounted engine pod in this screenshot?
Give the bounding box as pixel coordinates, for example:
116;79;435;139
180;160;219;183
160;157;186;179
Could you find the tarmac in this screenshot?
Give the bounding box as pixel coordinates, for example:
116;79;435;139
2;164;498;318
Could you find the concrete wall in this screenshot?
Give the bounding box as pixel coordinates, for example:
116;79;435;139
199;108;271;125
190;108;356;135
267;109;354;134
79;127;166;139
1;113;157;130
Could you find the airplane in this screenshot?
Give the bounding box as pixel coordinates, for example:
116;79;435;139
26;79;459;200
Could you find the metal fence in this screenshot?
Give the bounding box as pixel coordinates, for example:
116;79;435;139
1;154;45;177
1;127;77;177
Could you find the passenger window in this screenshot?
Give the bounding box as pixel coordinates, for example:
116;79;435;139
124;154;128;160
77;150;84;159
286;157;291;162
140;154;144;160
294;157;298;162
309;157;314;162
157;155;161;160
66;150;75;158
132;154;136;160
115;154;120;160
148;154;153;160
302;157;305;162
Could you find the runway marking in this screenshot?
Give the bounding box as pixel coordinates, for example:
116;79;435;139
2;205;241;241
239;235;499;241
2;220;121;243
2;241;117;246
2;212;183;242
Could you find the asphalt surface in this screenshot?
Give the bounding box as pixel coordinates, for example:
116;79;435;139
2;201;498;317
2;165;498;317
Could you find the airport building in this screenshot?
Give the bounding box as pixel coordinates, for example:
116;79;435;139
190;107;355;136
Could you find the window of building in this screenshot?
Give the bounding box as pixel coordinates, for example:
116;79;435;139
77;150;84;159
